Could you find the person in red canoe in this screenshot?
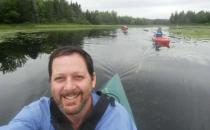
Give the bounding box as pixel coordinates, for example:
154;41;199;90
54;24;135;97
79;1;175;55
155;27;163;37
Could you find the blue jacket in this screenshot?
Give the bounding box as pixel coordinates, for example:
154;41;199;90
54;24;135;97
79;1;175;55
0;92;137;130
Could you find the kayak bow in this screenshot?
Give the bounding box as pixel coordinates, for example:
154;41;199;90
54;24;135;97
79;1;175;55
99;74;135;122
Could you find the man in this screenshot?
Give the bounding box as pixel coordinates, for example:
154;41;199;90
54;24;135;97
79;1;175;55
155;27;163;37
0;46;137;130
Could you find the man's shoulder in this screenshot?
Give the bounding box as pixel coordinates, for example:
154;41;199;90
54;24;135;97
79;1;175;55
16;96;51;119
92;91;129;116
108;100;129;116
89;92;137;129
27;96;50;109
96;101;137;130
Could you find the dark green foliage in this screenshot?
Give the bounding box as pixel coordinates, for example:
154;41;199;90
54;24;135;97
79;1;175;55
170;10;210;25
0;0;86;24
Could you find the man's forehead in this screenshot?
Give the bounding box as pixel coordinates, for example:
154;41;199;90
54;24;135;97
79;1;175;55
52;54;88;70
53;54;85;62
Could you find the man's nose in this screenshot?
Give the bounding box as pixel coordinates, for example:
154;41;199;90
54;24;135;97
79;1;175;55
64;77;76;91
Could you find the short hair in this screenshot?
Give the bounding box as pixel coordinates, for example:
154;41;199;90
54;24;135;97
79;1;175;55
48;46;94;80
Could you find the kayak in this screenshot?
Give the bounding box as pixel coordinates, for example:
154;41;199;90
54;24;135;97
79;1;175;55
99;74;135;123
152;36;170;48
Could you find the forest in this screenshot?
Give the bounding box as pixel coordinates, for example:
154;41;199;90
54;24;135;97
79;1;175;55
170;11;210;25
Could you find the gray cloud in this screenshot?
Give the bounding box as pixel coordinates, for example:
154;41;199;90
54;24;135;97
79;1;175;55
69;0;210;19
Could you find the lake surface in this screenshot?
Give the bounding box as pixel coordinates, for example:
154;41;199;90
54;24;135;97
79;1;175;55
1;27;210;130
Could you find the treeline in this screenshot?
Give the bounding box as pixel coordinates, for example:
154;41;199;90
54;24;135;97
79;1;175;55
0;0;163;25
170;11;210;24
0;0;86;23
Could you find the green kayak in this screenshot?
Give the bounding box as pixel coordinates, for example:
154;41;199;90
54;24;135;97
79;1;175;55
99;74;136;123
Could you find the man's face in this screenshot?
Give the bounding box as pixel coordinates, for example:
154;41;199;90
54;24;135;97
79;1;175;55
50;53;96;115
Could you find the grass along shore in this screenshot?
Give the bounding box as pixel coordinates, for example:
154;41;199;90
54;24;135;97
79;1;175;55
0;24;120;39
0;24;120;30
1;24;210;40
169;25;210;38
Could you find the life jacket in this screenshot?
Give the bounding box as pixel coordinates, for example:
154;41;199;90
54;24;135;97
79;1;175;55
156;31;163;37
50;91;115;130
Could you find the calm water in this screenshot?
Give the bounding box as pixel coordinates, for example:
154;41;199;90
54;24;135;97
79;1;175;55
1;27;210;130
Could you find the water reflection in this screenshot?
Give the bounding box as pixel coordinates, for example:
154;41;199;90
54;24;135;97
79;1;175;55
0;33;45;74
0;29;116;74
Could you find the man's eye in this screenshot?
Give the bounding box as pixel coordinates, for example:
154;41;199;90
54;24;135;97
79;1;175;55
74;76;84;80
54;77;64;81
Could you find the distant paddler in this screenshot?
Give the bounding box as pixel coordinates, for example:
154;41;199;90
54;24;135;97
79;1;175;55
121;25;128;33
121;25;128;30
152;27;170;50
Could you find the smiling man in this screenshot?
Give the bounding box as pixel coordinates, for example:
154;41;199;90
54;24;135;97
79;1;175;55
0;46;137;130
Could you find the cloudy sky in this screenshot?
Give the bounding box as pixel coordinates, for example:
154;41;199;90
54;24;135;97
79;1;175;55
68;0;210;19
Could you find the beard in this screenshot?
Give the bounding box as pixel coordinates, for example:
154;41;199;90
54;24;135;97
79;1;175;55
58;89;92;116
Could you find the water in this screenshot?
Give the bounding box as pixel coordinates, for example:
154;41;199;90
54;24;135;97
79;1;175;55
1;27;210;130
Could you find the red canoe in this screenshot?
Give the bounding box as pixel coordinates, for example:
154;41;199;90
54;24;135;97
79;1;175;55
152;36;170;48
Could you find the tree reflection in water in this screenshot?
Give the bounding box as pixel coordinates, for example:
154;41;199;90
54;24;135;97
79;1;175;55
0;33;44;74
0;29;116;74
